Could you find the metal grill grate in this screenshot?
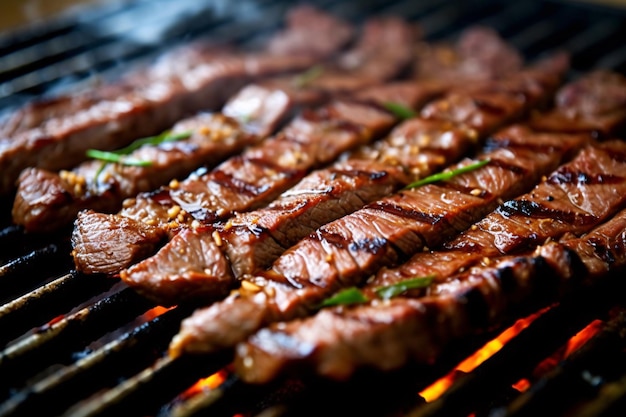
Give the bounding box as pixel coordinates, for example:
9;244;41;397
1;0;626;416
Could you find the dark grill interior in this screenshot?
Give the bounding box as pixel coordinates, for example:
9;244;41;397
1;0;626;416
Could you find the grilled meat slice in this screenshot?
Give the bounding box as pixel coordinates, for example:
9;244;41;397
71;17;423;277
530;70;626;135
20;13;400;232
222;15;419;138
0;5;355;196
413;26;523;81
233;205;626;383
167;118;590;356
14;113;258;233
71;210;167;275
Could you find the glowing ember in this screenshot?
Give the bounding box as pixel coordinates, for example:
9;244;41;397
512;378;531;392
564;319;602;358
141;305;173;321
419;308;548;402
516;318;604;390
182;369;229;399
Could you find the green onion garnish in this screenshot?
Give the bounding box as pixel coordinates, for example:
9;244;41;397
293;65;324;88
318;287;369;308
85;149;154;166
383;102;416;119
87;130;193;181
404;159;491;190
374;276;435;300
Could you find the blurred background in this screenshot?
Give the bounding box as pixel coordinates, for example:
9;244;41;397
1;0;625;33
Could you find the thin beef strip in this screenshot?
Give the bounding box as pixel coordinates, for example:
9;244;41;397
121;53;565;305
0;5;354;195
233;200;626;383
530;70;626;136
71;16;422;276
168;70;626;357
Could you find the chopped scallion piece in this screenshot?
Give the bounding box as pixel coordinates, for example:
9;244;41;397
374;276;435;300
87;130;193;181
85;149;153;166
318;287;369;308
113;130;193;155
293;65;324;88
404;159;491;190
383;102;416;119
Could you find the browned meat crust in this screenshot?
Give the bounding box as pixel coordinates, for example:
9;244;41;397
0;5;355;195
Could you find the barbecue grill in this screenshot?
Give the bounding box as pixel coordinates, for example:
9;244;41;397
1;0;626;416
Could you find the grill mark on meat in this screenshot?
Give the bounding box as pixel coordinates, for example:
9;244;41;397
168;67;626;358
497;199;598;227
366;201;445;225
0;5;355;196
233;207;626;383
208;157;301;198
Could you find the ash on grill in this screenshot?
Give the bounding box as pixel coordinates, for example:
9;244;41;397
1;1;626;417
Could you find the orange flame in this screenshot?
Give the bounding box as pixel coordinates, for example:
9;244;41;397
141;305;174;321
564;319;602;357
419;308;548;402
182;369;229;399
511;318;603;393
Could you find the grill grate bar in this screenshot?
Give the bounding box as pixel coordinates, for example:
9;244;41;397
65;353;233;417
0;286;155;398
0;272;114;347
0;242;73;304
0;306;195;417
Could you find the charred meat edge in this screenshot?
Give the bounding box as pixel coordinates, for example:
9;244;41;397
233;190;626;383
71;16;423;276
0;5;355;195
122;53;567;305
168;70;626;360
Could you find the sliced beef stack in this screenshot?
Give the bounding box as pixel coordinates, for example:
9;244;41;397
70;14;423;276
12;13;420;234
0;5;355;197
3;2;626;402
119;52;566;306
167;70;626;384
